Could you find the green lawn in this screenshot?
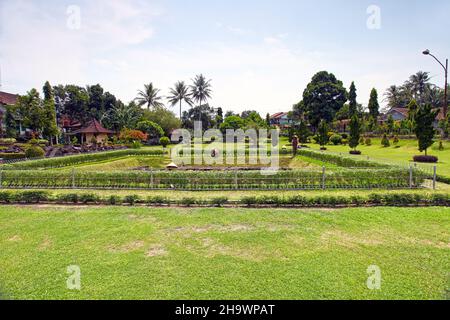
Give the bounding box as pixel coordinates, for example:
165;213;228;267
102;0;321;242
307;139;450;177
0;205;448;300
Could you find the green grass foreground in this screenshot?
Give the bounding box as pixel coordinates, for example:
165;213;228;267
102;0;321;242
0;206;448;300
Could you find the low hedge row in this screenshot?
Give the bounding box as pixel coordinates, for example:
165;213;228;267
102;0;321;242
0;191;447;207
0;153;27;160
297;149;387;168
1;149;166;170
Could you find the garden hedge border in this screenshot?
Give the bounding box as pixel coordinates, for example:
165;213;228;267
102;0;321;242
0;190;448;207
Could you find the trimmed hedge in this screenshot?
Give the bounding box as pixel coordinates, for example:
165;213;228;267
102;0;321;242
0;190;447;207
298;149;386;168
1;149;166;170
0;153;27;160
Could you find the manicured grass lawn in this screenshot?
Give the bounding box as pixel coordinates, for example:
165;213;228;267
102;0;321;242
307;139;450;177
0;206;448;300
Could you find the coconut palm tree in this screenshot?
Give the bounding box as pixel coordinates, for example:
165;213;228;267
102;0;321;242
405;71;431;103
135;83;164;110
384;85;406;109
190;74;212;120
167;81;192;119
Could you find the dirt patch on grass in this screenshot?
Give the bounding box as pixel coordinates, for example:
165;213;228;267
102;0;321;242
146;245;168;257
171;224;254;234
7;235;22;242
38;236;52;251
320;230;384;248
109;240;145;253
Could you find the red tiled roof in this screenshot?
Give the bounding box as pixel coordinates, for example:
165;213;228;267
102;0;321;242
72;119;115;134
0;91;18;105
271;112;287;119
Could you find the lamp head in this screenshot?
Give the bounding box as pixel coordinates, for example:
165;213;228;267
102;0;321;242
423;49;430;55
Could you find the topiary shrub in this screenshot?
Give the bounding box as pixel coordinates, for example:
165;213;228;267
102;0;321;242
349;150;362;155
413;155;438;163
438;141;444;151
25;146;45;159
123;195;140;206
330;134;343;145
17;191;50;203
160;136;170;148
79;193;100;204
393;136;399;145
381;134;390;148
211;197;228;207
359;137;365;145
107;195;122;205
365;138;372;146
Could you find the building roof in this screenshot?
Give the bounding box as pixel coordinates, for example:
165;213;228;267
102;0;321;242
72;119;115;134
388;107;409;117
0;91;19;105
382;107;445;121
270;112;288;119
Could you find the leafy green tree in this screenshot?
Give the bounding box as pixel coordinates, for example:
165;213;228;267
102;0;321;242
266;113;271;126
348;82;357;117
42;81;59;144
387;115;395;134
167;81;192;119
17;89;45;136
414;104;438;155
219;116;245;132
182;104;216;130
64;85;90;125
216;107;224;126
141;106;181;136
317;120;329;148
295;121;311;144
368;88;380;119
348;114;361;151
303;71;347;130
4;105;18;138
103;101;143;132
136;120;164;140
136;83;164;110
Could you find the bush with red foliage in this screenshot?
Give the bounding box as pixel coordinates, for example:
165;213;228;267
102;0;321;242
413;155;438;163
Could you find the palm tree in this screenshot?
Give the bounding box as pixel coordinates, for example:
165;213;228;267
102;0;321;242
406;71;431;103
167;81;192;119
135;83;164;110
384;85;405;109
190;74;212;120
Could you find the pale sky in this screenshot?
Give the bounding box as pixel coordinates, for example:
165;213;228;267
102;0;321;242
0;0;449;115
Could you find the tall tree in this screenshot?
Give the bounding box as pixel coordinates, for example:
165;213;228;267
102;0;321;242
141;106;181;136
182;104;216;130
136;83;164;110
17;89;45;135
216;107;224;126
348;114;361;152
414;104;438;156
266;113;271;126
406;71;431;104
103;100;143;132
42;81;59;144
368;88;380;119
348;82;357;117
4;105;18;138
317;120;329;149
167;81;192;119
190;74;212;121
303;71;347;131
384;85;406;109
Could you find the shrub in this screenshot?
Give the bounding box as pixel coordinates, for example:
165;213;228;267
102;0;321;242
393;136;399;145
25;146;45;159
330;134;343;145
56;193;79;204
241;196;257;207
359;137;365;145
160;137;170;148
0;138;17;145
119;129;148;143
0;191;14;203
147;196;169;206
365;138;372;146
438;141;444;151
17;191;50;203
123;195;140;205
79;193;99;204
341;133;348;139
341;139;348;145
211;197;228;207
107;195;122;205
179;197;197;207
0;153;26;160
381;134;390;148
349;150;362;155
129;141;142;149
136;121;164;140
413;155;438;163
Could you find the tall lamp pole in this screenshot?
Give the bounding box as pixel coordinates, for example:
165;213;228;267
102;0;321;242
423;49;448;118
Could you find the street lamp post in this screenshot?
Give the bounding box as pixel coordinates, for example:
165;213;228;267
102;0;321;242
423;49;448;118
